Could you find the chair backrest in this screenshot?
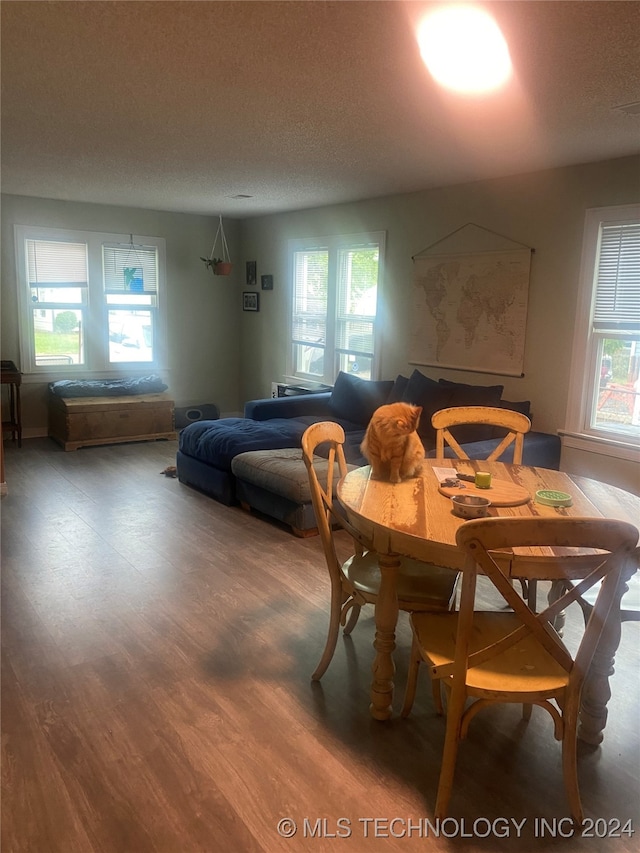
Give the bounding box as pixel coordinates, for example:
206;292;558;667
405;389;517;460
432;405;531;463
452;517;638;689
301;421;368;578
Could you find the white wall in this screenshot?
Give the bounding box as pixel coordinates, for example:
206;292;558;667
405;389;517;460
1;195;243;433
238;155;640;491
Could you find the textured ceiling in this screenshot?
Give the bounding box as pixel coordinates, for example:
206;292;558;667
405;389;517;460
2;1;639;218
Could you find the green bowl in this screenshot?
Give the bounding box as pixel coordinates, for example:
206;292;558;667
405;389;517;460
535;489;572;507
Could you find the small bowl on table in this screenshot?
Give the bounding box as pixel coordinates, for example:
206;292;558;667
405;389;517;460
451;494;492;519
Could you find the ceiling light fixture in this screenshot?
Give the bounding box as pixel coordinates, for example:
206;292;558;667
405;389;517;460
417;5;512;94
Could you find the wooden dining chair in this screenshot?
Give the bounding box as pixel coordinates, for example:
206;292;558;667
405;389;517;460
301;421;459;682
400;515;639;823
431;405;531;464
432;404;536;605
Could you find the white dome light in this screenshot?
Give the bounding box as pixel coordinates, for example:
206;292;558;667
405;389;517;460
417;6;512;94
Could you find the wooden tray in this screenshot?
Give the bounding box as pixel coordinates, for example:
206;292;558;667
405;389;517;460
438;478;531;507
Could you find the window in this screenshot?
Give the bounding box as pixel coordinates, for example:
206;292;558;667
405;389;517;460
289;232;385;384
15;226;166;375
565;204;640;452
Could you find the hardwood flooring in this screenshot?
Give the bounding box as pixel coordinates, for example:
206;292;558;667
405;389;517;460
2;439;638;852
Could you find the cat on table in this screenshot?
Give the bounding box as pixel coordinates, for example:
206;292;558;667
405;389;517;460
360;402;425;483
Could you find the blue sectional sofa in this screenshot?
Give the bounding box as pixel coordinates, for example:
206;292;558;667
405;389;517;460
176;370;562;514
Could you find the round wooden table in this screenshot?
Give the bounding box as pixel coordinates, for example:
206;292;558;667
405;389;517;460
337;458;640;742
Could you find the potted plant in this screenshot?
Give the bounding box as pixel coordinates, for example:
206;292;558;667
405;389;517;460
200;257;233;276
201;216;232;276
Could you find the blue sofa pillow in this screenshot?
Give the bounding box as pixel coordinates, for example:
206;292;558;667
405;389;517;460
490;399;532;438
400;369;454;448
437;378;505;444
387;373;410;402
329;371;394;426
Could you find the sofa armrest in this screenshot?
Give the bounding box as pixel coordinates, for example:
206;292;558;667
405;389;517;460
244;392;333;421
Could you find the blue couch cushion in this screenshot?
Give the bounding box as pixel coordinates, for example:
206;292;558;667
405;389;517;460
490;399;532;437
437;378;504;444
387;373;410;402
179;418;308;470
400;370;454;448
329;371;394;426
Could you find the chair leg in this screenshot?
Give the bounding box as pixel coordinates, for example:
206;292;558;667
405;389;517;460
400;636;422;718
342;602;361;635
434;681;467;819
562;697;584;825
311;585;344;681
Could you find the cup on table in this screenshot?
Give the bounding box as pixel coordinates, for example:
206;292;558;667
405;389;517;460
475;471;492;489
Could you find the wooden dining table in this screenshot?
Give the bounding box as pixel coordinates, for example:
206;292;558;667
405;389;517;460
337;458;640;743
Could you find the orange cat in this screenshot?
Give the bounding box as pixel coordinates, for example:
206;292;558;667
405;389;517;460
360;402;425;483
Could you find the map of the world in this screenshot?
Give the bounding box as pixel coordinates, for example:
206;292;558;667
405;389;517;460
410;248;531;376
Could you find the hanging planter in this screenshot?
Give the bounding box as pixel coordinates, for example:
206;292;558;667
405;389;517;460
201;215;232;276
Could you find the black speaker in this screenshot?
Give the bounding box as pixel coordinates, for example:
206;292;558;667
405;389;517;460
175;404;220;429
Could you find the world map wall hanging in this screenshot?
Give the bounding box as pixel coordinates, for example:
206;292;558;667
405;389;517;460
410;224;533;377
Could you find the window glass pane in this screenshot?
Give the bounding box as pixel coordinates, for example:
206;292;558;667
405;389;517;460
293;343;324;377
106;293;154;306
289;234;383;383
108;309;153;363
592;337;640;438
338;352;373;380
30;285;84;305
33;308;83;365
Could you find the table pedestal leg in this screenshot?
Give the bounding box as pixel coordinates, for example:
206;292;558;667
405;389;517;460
578;601;623;745
549;579;626;745
370;552;400;721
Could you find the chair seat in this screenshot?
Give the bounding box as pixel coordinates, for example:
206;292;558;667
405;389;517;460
345;552;457;609
411;611;570;695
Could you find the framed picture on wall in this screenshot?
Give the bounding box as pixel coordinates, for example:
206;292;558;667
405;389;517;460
246;260;257;286
243;291;259;312
261;274;273;291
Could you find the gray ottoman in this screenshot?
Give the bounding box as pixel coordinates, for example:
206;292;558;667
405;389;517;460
231;448;353;537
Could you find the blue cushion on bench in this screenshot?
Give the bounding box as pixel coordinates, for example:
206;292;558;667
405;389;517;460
49;375;167;397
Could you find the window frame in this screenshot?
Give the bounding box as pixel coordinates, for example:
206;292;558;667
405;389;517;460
287;231;386;384
564;204;640;458
15;225;167;378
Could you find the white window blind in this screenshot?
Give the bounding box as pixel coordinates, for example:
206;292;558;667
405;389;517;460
27;239;87;286
593;223;640;332
292;249;328;346
103;244;158;294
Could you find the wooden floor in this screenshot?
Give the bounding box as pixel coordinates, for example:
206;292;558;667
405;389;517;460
2;439;638;853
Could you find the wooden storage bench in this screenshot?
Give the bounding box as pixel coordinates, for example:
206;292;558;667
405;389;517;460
49;392;177;451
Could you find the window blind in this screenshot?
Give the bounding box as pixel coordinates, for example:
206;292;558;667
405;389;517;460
27;239;87;286
593;223;640;332
292;249;328;344
103;244;158;294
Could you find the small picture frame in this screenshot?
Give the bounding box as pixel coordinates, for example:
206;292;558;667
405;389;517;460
243;291;259;312
261;274;273;291
246;260;257;286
